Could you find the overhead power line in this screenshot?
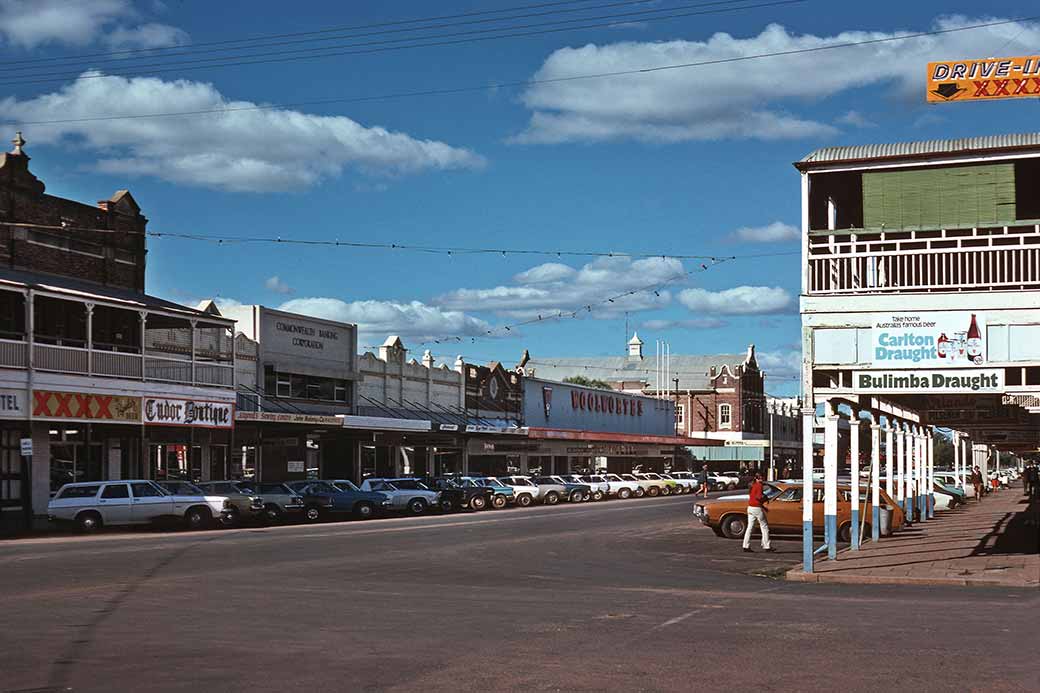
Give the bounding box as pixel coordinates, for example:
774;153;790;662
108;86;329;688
0;0;762;75
0;0;802;87
3;15;1031;129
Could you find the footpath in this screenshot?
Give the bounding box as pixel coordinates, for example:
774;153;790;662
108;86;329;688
787;488;1039;588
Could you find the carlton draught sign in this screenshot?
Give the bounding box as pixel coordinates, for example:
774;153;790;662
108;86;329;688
871;312;984;368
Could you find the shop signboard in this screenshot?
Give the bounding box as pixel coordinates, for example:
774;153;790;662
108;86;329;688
871;312;985;368
522;377;673;436
0;387;26;419
853;369;1003;394
236;411;343;426
927;56;1040;103
341;415;430;432
464;424;526;435
143;397;234;428
256;306;356;378
287;460;305;473
32;390;141;422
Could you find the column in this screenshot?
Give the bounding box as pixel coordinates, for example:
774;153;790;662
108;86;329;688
85;302;94;376
953;431;960;490
801;404;814;573
823;401;839;559
885;420;893;498
904;424;914;523
896;423;906;514
849;412;861;550
871;417;881;542
927;427;935;519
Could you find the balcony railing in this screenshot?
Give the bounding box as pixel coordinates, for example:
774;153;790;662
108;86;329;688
0;339;27;368
807;223;1040;295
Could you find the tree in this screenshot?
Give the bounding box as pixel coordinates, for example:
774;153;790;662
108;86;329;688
563;375;614;390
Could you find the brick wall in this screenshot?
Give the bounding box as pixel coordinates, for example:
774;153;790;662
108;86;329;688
0;146;147;291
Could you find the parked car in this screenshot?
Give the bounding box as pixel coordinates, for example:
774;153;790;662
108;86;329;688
660;473;695;494
548;475;594;502
531;476;589;503
716;472;744;490
619;473;654;497
197;480;266;526
359;478;441;514
566;474;609;501
600;473;641;499
692;482;905;541
48;480;231;532
420;476;493;511
253;482;307;522
634;472;674;496
468;477;515;508
286;480;392;521
497;475;542;506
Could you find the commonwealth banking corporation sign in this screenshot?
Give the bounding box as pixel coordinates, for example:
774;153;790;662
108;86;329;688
854;369;1004;394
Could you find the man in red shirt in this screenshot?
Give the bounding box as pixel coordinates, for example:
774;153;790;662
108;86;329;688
743;472;774;553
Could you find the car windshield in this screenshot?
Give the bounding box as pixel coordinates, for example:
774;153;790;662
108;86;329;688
604;474;623;482
306;482;338;494
259;483;289;494
532;477;555;484
332;480;360;492
163;481;204;495
390;480;427;490
483;479;506;488
621;474;637;481
234;482;257;494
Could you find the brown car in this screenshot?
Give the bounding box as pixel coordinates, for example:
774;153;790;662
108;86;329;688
692;482;906;541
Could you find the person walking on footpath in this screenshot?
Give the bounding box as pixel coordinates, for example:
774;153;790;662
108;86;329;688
697;465;710;498
971;466;984;502
743;472;774;553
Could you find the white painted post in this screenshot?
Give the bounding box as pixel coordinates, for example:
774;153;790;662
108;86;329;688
849;413;861;550
905;424;914;523
927;427;935;518
896;422;905;509
953;431;960;490
801;404;814;573
824;401;839;558
885;421;893;498
871;416;881;542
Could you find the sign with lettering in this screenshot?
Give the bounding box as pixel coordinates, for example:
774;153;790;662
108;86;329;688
871;313;985;368
143;397;233;428
257;306;354;374
570;390;643;417
927;56;1040;103
32;390;141;422
0;387;26;419
236;411;342;426
853;369;1004;394
287;460;305;473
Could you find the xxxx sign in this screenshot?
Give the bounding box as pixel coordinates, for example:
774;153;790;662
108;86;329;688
927;56;1040;103
32;390;141;422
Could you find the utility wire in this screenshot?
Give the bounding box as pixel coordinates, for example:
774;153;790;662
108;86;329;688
0;0;802;87
3;15;1030;129
0;0;761;75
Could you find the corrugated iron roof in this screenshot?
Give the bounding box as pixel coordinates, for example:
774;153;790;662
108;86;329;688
797;133;1040;168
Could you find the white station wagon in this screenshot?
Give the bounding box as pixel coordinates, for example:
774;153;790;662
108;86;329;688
48;480;231;532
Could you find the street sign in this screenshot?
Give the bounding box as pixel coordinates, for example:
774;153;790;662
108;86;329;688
927;56;1040;103
19;437;32;456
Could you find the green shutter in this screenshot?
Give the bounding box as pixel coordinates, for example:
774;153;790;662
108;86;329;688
862;163;1016;230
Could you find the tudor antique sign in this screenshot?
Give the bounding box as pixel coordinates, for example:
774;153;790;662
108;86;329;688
927;56;1040;103
32;390;141;422
853;369;1003;394
143;397;233;428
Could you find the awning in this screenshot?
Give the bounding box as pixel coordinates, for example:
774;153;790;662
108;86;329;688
526;427;725;446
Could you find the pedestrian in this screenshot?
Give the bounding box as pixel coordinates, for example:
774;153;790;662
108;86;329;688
697;464;710;498
971;466;984;502
743;472;774;553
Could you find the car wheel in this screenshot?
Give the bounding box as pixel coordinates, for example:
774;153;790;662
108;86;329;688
721;514;747;539
592;491;604;502
569;490;585;503
661;486;672;496
304;505;324;523
263;504;283;524
516;493;533;507
618;488;632;500
184;506;212;530
728;483;738;491
470;495;488;511
491;494;508;509
353;501;375;520
76;510;102;533
221;508;240;527
544;491;560;505
647;486;660;497
439;498;456;513
684;486;694;495
837;522;853;543
634;487;645;498
407;498;429;515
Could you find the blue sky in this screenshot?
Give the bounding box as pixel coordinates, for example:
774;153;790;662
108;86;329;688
2;1;1039;394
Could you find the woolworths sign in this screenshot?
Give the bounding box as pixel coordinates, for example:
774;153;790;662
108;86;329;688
871;312;985;368
854;369;1003;394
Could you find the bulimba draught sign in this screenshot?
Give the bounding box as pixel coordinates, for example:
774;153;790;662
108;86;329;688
854;370;1004;394
871;313;985;368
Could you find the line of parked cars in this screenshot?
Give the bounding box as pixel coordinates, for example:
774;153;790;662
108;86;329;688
46;470;721;533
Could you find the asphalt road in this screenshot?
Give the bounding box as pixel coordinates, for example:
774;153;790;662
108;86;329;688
1;495;1037;693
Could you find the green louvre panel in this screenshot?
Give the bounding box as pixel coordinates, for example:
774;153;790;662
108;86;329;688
863;163;1016;230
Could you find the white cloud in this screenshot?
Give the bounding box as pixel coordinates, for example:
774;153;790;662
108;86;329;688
732;221;799;243
678;286;794;315
435;256;681;319
756;348;802;381
1;72;486;192
513;16;1040;144
277;297;493;346
641;318;728;330
264;276;292;295
0;0;184;49
836;110;877;129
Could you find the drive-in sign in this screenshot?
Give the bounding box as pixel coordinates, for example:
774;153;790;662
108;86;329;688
144;397;233;428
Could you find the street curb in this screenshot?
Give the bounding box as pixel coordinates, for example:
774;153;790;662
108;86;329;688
784;568;1038;589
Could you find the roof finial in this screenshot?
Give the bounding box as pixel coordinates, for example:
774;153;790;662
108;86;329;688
11;131;25;155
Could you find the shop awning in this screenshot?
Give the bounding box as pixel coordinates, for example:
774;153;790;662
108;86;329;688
526;427;725;446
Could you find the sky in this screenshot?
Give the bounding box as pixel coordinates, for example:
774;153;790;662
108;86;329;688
2;0;1039;396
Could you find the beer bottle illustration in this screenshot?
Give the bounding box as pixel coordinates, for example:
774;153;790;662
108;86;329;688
937;333;949;359
966;314;982;364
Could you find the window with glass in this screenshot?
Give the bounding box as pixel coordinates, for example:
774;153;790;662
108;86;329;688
719;404;732;429
264;367;348;403
101;484;130;498
0;291;25;340
56;485;101;499
131;482;163;497
34;297;87;347
50;430;103;493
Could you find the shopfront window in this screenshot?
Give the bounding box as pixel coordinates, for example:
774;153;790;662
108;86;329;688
50;429;103;493
0;430;23;508
150;443;191;481
210;445;227;480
